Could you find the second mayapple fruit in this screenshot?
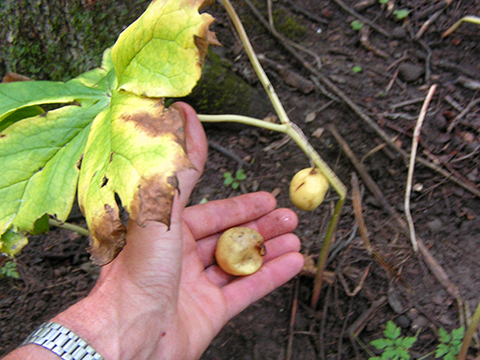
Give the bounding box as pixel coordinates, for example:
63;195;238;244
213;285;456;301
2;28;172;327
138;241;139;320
289;167;329;211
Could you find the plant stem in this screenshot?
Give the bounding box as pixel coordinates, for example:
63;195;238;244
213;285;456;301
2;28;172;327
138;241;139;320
49;219;90;236
457;299;480;360
221;0;290;126
219;0;347;308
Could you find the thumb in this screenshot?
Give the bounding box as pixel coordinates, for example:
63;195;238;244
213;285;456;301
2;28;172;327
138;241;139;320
100;103;207;284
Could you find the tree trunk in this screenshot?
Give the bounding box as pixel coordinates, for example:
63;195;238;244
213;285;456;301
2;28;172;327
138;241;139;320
0;0;150;81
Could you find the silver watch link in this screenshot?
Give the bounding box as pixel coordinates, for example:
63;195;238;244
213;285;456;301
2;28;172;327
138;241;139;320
21;322;105;360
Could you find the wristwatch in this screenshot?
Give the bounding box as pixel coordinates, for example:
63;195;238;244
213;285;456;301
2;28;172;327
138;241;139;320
21;322;105;360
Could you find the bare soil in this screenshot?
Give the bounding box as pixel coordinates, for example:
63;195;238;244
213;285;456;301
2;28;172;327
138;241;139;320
1;0;480;359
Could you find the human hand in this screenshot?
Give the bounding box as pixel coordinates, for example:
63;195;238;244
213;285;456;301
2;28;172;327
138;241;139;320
9;103;304;360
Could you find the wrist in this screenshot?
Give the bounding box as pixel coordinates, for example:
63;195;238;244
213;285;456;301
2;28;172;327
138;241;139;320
51;276;169;360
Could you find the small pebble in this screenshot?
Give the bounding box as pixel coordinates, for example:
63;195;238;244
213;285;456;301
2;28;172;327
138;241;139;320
398;63;424;82
391;27;407;39
411;315;429;331
395;315;411;329
426;218;443;233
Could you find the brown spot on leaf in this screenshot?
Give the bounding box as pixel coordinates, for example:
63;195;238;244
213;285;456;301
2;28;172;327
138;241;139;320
87;204;126;265
121;103;186;148
1;134;6;138
130;174;178;228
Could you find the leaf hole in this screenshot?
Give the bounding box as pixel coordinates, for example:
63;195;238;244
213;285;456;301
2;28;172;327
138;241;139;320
101;176;109;188
76;154;84;171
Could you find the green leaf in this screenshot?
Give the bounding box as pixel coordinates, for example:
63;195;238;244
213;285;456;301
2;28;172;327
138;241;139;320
78;90;193;265
111;0;217;98
371;338;389;350
223;171;232;179
235;169;247;181
397;348;411;359
350;20;365;31
0;81;105;127
224;177;234;186
379;0;388;3
0;99;109;237
393;9;410;20
32;214;50;235
352;66;363;73
400;336;417;349
385;321;401;340
231;181;240;190
0;106;44;132
382;348;399;359
451;327;465;341
438;328;451;343
0;260;20;279
435;344;449;358
0;230;28;256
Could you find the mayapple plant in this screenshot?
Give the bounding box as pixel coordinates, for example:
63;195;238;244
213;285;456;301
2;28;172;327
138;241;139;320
0;0;346;306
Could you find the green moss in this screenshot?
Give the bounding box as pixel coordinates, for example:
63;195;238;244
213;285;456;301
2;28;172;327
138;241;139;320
182;51;268;116
0;0;150;81
273;9;307;40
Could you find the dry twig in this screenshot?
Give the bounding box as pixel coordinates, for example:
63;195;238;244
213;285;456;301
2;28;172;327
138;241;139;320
331;0;390;37
446;97;480;133
286;277;300;360
243;0;480;198
405;84;437;252
328;123;465;327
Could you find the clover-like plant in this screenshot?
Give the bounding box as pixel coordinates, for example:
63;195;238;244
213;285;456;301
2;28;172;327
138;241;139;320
223;169;247;190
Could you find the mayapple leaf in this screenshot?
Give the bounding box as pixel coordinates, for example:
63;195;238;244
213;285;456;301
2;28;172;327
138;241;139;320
0;48;114;129
0;106;45;132
78;90;193;265
0;81;105;126
0;99;109;237
111;0;219;98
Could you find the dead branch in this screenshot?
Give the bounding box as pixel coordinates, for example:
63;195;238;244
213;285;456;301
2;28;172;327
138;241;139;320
405;84;437;252
328;123;465;326
286;277;300;360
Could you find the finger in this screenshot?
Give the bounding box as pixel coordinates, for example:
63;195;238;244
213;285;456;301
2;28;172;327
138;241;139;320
204;233;301;287
184;192;277;240
195;208;298;267
222;252;304;318
171;102;208;208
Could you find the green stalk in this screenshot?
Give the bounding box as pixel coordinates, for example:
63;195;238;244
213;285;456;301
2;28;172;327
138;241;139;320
457;300;480;360
49;219;90;237
211;0;348;308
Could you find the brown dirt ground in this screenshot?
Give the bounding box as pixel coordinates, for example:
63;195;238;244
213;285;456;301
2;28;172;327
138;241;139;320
1;0;480;359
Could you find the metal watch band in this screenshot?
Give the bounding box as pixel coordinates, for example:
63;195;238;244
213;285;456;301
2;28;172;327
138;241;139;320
21;322;105;360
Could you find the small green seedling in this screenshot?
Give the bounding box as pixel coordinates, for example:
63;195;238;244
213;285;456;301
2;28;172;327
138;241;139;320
351;20;365;31
435;327;464;360
0;260;20;279
379;0;389;4
223;169;247;189
353;66;363;73
393;9;410;20
369;321;418;360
